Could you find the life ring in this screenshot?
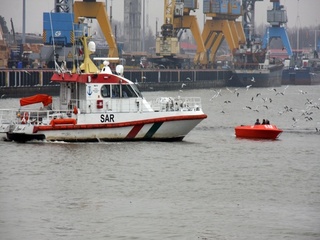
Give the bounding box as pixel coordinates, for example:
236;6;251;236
21;112;29;124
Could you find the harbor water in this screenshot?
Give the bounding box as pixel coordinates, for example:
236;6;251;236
1;85;320;240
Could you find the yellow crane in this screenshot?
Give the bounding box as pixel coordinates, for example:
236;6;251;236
201;0;245;64
73;0;119;59
156;0;207;66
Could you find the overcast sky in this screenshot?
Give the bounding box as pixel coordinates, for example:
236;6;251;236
1;0;319;35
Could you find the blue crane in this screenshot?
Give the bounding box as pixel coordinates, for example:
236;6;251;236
262;0;292;56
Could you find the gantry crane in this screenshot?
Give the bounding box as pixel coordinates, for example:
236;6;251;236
262;0;292;56
241;0;263;47
201;0;246;64
43;0;118;70
73;0;118;59
156;0;207;67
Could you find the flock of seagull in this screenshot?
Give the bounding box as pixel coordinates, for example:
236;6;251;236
206;84;320;132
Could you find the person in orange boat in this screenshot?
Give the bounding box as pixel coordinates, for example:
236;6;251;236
255;119;260;125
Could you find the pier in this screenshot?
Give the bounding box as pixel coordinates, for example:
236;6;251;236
0;68;232;98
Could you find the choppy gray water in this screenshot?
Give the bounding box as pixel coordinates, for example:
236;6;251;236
1;85;320;240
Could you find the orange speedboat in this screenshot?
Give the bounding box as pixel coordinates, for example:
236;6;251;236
235;124;283;139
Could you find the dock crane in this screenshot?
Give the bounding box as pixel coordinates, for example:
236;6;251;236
10;18;16;45
241;0;292;56
201;0;246;64
262;0;292;56
43;0;118;71
241;0;263;47
156;0;207;67
73;0;119;59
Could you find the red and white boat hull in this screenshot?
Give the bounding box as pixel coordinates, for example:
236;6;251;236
7;112;206;142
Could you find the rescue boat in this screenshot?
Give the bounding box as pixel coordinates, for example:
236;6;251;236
0;21;207;143
235;124;283;139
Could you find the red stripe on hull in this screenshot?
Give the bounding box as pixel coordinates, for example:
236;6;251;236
125;124;144;139
34;114;207;133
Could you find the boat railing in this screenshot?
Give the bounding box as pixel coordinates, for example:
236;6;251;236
151;97;202;112
11;108;78;125
0;109;17;124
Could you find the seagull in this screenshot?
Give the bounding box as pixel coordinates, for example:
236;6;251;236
226;87;233;93
210;89;222;100
181;83;186;88
229;75;234;81
227;87;239;95
246;85;252;91
305;116;313;121
186;77;191;81
284;106;293;112
251;77;255;82
305;99;313;105
0;94;6;99
299;89;307;94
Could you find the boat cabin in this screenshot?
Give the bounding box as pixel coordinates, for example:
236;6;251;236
55;63;152;114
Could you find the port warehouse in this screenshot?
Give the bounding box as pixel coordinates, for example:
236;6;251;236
0;69;231;97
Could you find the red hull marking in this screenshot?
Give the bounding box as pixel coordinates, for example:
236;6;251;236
33;114;207;133
125;124;144;139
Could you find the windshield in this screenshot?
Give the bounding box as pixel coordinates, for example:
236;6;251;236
131;84;143;98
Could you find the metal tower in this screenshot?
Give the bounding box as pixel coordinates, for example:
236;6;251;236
124;0;142;52
242;0;263;46
55;0;73;13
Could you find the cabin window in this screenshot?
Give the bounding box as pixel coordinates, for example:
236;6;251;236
111;85;120;98
131;84;143;98
103;84;140;98
121;84;138;98
101;85;111;98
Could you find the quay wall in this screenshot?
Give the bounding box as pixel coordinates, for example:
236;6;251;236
0;69;232;98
